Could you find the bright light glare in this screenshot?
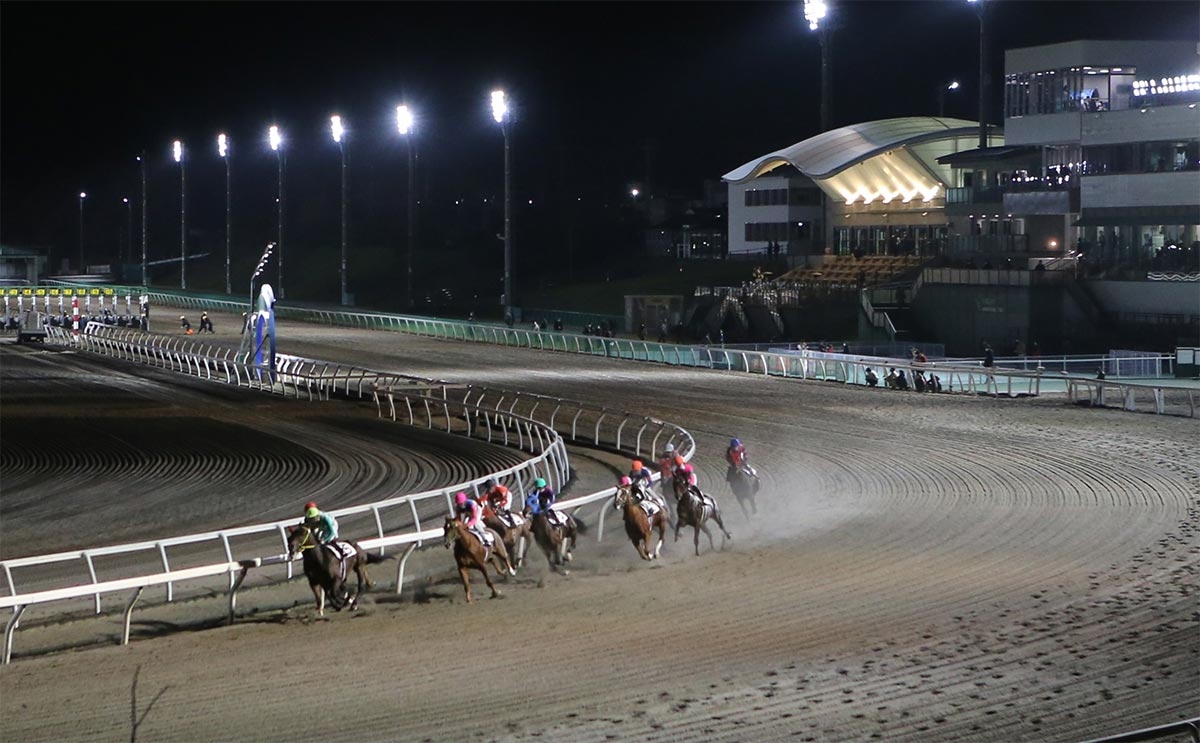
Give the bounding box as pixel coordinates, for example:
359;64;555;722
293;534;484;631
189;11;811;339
396;105;413;134
491;90;508;123
803;0;827;30
269;125;281;151
79;192;87;199
947;81;961;90
330;115;344;143
631;188;640;197
173;140;182;163
218;133;228;157
123;197;129;204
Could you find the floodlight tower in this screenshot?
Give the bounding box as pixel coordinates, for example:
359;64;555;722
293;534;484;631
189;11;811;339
330;115;349;305
939;80;961;117
122;197;132;264
269;124;285;299
492;90;513;313
138;152;148;286
173;140;186;289
804;0;832;132
396;104;416;308
218;133;232;294
77;191;87;272
968;0;989;149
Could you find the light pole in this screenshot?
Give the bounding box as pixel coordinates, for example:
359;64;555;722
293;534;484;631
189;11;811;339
122;198;132;265
330;115;349;305
218;133;232;295
173;140;186;290
969;0;989;149
396;104;416;308
492;89;513;312
77;191;86;272
269;125;285;299
804;0;833;132
138;152;148;286
938;80;961;117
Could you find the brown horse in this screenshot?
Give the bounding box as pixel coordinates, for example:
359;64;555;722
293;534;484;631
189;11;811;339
673;477;733;556
483;507;532;570
613;483;667;561
286;524;390;617
522;507;579;575
442;517;515;603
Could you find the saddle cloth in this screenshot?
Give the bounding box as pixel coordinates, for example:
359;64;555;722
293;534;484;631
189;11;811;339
471;526;494;547
638;499;660;517
499;511;525;528
322;541;357;583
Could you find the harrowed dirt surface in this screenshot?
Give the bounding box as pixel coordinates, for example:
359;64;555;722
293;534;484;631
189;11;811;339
1;313;1198;743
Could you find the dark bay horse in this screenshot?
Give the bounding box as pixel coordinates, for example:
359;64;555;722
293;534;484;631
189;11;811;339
522;507;579;575
286;525;390;617
727;465;761;520
483;506;532;570
673;477;733;556
442;517;515;603
613;483;667;561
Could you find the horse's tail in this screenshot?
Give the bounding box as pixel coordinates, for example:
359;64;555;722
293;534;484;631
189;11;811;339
570;515;590;535
364;552;396;565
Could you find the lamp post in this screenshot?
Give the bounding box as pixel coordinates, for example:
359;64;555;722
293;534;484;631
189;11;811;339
804;0;832;132
173;140;186;290
330;115;349;305
138;152;147;286
396;104;416;308
122;198;132;265
269;124;285;299
492;90;513;312
938;80;961;117
77;191;87;273
218;133;232;295
969;0;989;149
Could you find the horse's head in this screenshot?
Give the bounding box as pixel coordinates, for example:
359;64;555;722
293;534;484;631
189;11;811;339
672;476;688;501
442;516;459;549
287;523;315;559
613;484;631;510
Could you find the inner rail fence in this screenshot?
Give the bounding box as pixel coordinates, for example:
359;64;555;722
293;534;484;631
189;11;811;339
2;325;694;662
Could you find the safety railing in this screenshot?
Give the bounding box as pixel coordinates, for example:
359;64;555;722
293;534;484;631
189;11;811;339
3;332;697;662
1075;717;1200;743
1065;376;1198;417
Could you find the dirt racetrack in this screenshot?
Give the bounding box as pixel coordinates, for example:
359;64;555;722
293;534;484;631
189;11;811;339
1;313;1197;743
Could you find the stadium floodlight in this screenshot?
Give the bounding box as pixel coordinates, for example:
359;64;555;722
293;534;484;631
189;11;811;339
803;0;827;30
939;80;961;116
267;124;285;297
218;133;232;294
397;104;416;307
492;90;513;312
78;192;87;271
330;115;349;305
172;140;187;289
330;114;344;144
491;89;509;124
173;140;182;163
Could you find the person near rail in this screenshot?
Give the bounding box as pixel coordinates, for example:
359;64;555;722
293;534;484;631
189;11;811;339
303;501;339;544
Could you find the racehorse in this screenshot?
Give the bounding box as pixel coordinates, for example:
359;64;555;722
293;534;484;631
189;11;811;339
483;508;532;570
613;482;667;561
727;465;761;520
673;477;733;556
442;516;515;603
286;524;390;617
522;506;580;575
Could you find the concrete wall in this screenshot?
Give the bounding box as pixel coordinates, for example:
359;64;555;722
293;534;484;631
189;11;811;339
1086;280;1200;315
1081;172;1200;209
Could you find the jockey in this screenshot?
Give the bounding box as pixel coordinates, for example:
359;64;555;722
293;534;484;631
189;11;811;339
621;474;660;516
629;459;654;492
303;501;339;544
531;477;564;527
454;492;490;545
484;478;519;526
725;438;751;481
658;444;677;493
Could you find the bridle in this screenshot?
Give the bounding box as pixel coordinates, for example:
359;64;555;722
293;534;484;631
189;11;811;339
291;525;317;557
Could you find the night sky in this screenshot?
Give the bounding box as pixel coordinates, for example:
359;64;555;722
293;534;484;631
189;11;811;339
1;1;1195;303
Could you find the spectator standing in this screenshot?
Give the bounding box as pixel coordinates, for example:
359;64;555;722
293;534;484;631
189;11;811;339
983;343;995;368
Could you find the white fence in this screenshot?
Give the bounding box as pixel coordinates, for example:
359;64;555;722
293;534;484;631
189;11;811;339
2;326;695;662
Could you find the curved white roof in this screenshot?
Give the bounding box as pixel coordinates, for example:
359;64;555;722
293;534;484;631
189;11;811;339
723;117;982;183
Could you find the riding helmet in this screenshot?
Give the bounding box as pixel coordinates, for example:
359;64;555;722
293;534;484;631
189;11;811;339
664;443;675;453
455;492;468;505
619;476;632;486
304;501;318;511
632;460;643;470
535;477;547;488
730;438;740;447
485;478;498;489
305;507;320;519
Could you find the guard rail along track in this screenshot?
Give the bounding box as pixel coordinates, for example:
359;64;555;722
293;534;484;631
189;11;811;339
141;290;1193;415
1;324;694;663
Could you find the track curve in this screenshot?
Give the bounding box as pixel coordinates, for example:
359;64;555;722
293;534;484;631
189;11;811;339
0;314;1196;743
